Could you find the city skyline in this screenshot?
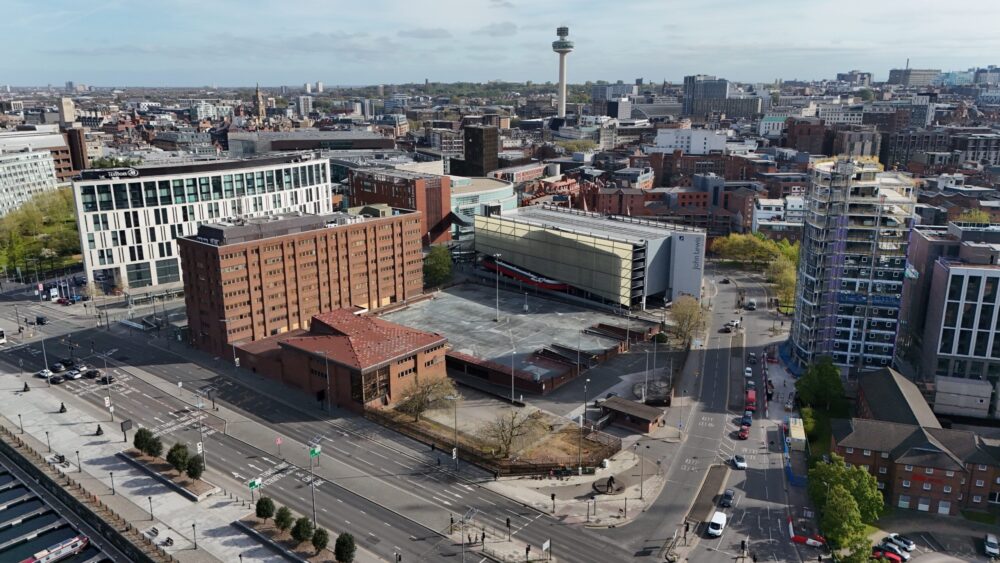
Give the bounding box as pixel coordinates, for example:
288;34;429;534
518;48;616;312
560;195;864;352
5;0;1000;87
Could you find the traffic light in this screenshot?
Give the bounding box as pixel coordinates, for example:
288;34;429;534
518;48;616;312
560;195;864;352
526;545;531;555
506;517;511;529
741;539;747;552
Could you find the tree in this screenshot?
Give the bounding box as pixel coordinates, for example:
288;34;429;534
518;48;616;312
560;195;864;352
146;436;164;458
166;443;190;473
821;483;866;549
423;246;452;288
478;408;540;458
857;88;875;102
312;527;330;553
395;376;456;422
133;428;154;453
795;357;845;410
256;496;276;522
334;532;356;563
556;139;596;153
808;453;884;523
186;454;204;480
291;516;315;544
668;295;705;344
274;506;294;533
957;208;991;224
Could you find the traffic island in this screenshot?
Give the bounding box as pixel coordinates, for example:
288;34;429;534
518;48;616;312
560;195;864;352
117;449;219;502
235;516;343;563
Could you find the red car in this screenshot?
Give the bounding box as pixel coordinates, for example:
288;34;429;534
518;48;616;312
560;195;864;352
872;547;902;562
738;425;750;440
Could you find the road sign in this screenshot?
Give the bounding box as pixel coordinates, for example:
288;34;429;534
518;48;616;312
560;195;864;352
275;436;282;446
177;381;182;389
248;478;262;490
104;397;111;408
120;419;133;432
37;283;42;291
109;406;114;413
309;445;321;458
196;442;203;454
543;539;551;552
452;447;457;460
234;357;241;368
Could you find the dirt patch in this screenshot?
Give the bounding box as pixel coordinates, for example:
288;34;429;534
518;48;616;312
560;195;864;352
241;516;336;562
124;449;215;497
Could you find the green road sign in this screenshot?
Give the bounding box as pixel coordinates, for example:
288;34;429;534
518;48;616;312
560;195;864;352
248;478;262;490
309;445;321;458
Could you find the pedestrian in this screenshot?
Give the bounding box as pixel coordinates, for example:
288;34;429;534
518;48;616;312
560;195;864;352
481;531;486;544
437;456;441;466
431;443;435;452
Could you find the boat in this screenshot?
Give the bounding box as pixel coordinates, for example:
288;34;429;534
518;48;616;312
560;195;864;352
483;258;570;291
20;535;89;563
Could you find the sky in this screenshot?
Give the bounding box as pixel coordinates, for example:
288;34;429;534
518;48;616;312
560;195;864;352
5;0;1000;87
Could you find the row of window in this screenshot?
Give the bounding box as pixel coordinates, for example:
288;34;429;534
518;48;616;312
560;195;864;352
78;164;328;212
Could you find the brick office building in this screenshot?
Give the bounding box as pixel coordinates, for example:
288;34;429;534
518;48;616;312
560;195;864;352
236;309;448;413
832;368;1000;516
348;168;452;245
178;208;424;358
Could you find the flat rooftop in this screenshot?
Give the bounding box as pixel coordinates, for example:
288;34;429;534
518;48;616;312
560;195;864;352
77;152;321;180
230;129;387;140
184;208;412;246
381;284;629;381
498;204;702;243
451;176;512;195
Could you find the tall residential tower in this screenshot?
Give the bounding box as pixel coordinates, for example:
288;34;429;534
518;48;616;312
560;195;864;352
790;159;916;372
552;27;574;118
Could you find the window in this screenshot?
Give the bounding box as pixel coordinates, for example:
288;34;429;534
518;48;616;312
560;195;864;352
904;465;913;472
977;479;985;487
946;470;955;477
923;483;932;491
925;468;934;475
863;450;871;456
974;495;983;503
902;480;911;488
979;464;988;471
846;447;854;454
879;467;888;474
877;482;885;490
898;494;910;509
944;485;952;493
881;452;889;459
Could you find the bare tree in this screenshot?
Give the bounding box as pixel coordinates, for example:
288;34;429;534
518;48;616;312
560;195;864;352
479;409;540;458
395;376;456;422
668;295;705;344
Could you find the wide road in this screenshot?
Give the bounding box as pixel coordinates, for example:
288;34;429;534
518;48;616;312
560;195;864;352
0;299;631;562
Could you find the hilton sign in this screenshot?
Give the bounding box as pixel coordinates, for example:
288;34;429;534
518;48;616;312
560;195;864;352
80;167;140;180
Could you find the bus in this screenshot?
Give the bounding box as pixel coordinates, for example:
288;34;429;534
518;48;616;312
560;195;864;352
745;389;757;412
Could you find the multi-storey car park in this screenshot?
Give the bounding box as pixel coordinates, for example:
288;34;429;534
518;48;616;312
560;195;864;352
72;153;333;293
790;158;916;371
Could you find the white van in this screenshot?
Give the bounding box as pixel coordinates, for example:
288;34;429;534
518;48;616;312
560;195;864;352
986;533;999;557
706;511;727;537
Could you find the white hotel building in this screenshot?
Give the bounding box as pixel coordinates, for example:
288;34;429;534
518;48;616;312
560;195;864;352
72;153;333;291
0;150;58;216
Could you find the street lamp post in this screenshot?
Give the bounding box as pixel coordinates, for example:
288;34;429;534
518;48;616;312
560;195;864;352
309;454;317;526
103;357;114;422
579;378;590;475
109;471;115;495
192;523;197;550
634;443;645;500
17;414;23;434
493;253;502;322
45;431;50;452
148;496;154;520
447;395;460;470
76;450;81;473
41;338;49;385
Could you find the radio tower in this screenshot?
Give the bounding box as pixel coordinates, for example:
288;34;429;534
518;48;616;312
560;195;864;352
552;27;574;118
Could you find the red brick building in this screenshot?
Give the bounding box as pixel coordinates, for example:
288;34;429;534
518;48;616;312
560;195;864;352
237;310;448;412
592;187;646;215
349;168;452;245
178;208;424;358
831;368;1000;516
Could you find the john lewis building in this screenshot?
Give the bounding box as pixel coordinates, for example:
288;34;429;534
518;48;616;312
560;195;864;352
73;154;333;290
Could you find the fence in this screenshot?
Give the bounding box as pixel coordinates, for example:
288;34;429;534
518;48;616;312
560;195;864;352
364;408;621;476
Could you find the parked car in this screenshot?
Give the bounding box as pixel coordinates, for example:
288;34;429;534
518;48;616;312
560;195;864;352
738;425;750;440
741;414;753;427
731;455;747;470
871;547;902;562
986;533;1000;557
60;358;76;368
884;534;915;552
35;369;53;379
50;363;65;373
706;511;727;537
98;374;115;384
744;367;753;378
721;325;733;333
84;369;101;379
746;379;756;390
720;489;735;507
65;369;82;380
720;278;731;284
35;316;48;325
747;352;757;364
49;375;65;385
877;542;910;561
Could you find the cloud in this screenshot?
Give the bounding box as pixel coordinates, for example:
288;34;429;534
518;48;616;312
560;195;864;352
477;21;517;37
398;27;451;39
489;0;514;7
